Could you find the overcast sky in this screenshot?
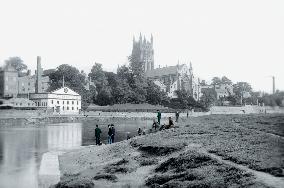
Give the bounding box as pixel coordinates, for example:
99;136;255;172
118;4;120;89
0;0;283;93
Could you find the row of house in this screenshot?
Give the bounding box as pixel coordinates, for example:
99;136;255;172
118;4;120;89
0;57;83;114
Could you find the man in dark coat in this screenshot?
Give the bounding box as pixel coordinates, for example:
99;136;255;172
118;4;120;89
111;124;115;143
95;124;102;145
157;110;161;125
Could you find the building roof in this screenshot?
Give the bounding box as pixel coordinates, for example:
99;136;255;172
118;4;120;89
146;65;180;77
52;87;80;96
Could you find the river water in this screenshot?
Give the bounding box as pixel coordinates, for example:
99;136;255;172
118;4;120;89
0;119;153;188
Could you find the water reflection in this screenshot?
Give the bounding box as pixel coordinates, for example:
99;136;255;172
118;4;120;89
0;119;152;188
47;123;82;150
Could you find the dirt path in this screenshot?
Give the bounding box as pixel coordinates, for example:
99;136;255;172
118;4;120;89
192;145;284;188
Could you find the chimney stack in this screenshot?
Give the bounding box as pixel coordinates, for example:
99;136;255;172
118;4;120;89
272;76;275;94
35;56;43;93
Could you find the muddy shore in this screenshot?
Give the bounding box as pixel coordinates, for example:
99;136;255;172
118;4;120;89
55;114;284;188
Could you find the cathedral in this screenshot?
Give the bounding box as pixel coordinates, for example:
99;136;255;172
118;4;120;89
131;34;201;100
131;33;154;72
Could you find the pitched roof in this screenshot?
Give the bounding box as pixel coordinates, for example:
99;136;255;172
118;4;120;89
51;87;80;96
146;65;180;77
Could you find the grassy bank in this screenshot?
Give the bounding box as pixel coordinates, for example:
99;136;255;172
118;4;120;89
55;114;284;188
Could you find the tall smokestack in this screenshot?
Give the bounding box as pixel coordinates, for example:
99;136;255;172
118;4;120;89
35;56;42;93
272;76;275;94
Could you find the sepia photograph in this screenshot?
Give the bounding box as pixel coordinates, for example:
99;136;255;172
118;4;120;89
0;0;283;187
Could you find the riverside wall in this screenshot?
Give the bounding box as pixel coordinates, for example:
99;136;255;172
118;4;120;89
210;105;284;114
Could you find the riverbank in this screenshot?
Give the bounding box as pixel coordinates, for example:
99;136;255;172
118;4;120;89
0;109;209;126
55;114;284;188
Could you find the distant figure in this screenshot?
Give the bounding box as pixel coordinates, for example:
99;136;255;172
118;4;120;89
107;125;112;144
138;127;142;136
187;111;189;118
157;110;161;125
152;119;159;131
95;125;102;145
175;111;179;122
165;117;174;129
111;124;115;143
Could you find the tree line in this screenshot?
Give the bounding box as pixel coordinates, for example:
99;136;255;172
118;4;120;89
2;56;283;110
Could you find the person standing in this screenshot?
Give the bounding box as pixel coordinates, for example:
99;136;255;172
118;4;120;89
175;111;179;122
157;110;161;125
107;125;112;144
187;110;189;118
111;124;115;143
95;125;102;145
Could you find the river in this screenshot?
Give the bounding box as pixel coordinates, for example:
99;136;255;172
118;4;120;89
0;119;153;188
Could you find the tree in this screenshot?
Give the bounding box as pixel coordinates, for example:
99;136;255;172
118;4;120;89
166;90;202;110
4;56;27;72
200;88;216;109
96;86;113;106
128;50;144;78
48;64;93;110
146;80;169;105
233;82;252;105
112;78;134;104
211;77;222;85
221;76;232;85
89;63;108;93
105;71;118;89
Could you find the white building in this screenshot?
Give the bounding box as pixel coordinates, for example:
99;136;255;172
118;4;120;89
29;87;81;114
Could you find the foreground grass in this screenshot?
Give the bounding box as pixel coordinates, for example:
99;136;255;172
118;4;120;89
56;114;284;188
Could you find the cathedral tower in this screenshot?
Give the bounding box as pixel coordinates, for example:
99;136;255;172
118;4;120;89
131;33;154;72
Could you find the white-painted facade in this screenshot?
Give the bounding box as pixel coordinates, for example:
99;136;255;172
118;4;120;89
30;87;81;114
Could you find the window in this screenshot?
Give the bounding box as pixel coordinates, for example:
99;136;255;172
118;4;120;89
72;101;74;105
63;106;65;111
28;103;30;106
20;103;22;106
63;101;64;104
67;107;69;110
72;107;74;110
77;101;78;105
57;101;59;104
77;107;78;110
51;100;53;104
67;101;69;105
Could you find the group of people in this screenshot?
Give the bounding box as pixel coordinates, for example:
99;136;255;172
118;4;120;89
95;109;188;144
148;110;175;133
94;124;116;145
